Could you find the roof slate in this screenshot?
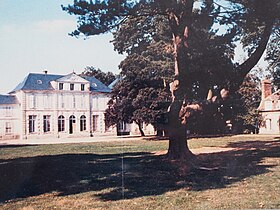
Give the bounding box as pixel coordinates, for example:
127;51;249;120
11;73;62;92
108;77;121;89
0;95;19;105
82;76;111;93
10;73;111;93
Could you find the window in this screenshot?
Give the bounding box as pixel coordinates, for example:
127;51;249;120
92;115;98;131
43;115;51;132
43;95;51;108
117;121;126;131
70;83;74;91
5;122;12;134
81;95;85;108
5;107;12;117
59;94;65;108
58;115;65;132
80;115;86;131
29;115;36;133
93;97;99;109
29;94;36;108
69;115;76;134
265;119;272;130
81;84;85;91
59;83;64;90
70;115;76;123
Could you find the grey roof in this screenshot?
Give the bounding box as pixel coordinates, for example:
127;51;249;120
10;73;111;93
108;78;119;89
82;76;111;93
0;95;19;105
11;73;62;92
108;76;123;89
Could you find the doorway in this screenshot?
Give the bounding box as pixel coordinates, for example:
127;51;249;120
69;115;76;134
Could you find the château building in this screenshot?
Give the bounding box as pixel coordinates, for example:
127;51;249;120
258;79;280;134
0;72;113;140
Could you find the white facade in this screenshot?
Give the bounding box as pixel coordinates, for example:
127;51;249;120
0;104;21;140
0;72;115;140
258;80;280;134
117;121;156;136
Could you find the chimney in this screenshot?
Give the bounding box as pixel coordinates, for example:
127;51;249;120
43;70;48;75
261;79;272;100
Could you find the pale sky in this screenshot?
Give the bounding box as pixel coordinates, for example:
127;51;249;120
0;0;268;94
0;0;125;94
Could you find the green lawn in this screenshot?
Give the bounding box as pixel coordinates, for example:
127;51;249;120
0;135;279;209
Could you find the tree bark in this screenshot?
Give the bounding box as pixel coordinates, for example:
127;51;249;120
167;101;194;160
234;19;274;88
166;1;195;161
136;121;145;136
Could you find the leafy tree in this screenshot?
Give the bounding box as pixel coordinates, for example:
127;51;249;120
63;0;280;161
266;30;280;89
105;52;173;136
110;13;234;136
80;66;116;86
105;15;174;136
236;73;261;133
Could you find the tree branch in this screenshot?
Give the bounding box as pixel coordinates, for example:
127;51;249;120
235;20;274;85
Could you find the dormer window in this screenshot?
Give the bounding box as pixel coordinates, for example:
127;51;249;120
81;84;85;91
59;83;64;90
37;80;42;85
70;83;74;91
92;83;97;87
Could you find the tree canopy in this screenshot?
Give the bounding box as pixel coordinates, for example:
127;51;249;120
266;29;280;89
63;0;280;160
80;66;117;86
63;0;279;91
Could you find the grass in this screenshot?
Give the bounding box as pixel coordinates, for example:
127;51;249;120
0;135;279;209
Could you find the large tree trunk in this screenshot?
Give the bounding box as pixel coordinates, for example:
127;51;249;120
136;121;145;136
166;1;195;161
167;101;193;160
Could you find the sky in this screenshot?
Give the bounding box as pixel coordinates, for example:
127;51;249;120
0;0;268;94
0;0;125;94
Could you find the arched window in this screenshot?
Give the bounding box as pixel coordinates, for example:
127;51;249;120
265;119;272;130
80;115;86;131
69;115;76;134
58;115;65;132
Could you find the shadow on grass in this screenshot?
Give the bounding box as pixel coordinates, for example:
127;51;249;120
143;134;233;141
0;140;279;202
0;144;37;149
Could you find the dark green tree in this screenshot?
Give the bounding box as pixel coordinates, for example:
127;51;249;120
105;15;174;137
266;30;280;89
110;12;234;136
80;66;116;86
236;73;261;133
105;52;173;136
63;0;279;161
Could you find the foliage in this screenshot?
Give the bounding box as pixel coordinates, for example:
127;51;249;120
80;66;116;86
236;73;261;133
63;0;280;157
62;0;280;99
104;15;175;134
105;51;173;134
266;30;280;90
108;11;262;135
